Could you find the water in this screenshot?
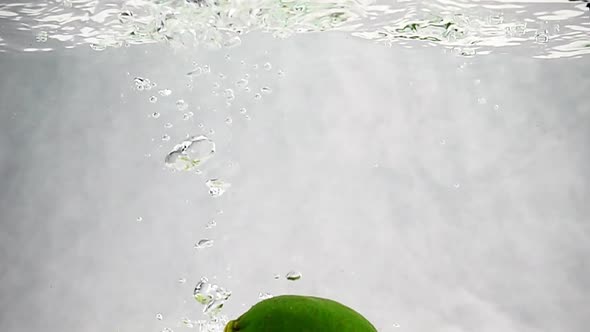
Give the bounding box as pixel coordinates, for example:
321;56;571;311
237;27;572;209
0;1;589;332
0;0;589;58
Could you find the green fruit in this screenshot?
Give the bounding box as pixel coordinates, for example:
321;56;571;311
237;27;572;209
224;295;377;332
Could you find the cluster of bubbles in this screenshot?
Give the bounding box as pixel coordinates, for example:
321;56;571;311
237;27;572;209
193;277;232;316
0;0;588;58
130;55;293;330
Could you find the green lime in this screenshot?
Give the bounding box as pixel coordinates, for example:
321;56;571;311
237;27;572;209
224;295;377;332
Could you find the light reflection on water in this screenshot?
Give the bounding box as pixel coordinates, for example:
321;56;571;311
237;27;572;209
0;0;588;58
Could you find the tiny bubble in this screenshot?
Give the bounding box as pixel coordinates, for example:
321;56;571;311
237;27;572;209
285;271;302;281
176;100;188;111
158;89;172;96
194;239;214;249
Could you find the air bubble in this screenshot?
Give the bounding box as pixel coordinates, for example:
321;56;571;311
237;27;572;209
36;31;48;43
134;77;152;91
187;67;202;76
193;277;232;316
158;89;172;96
457;47;476;57
294;4;306;12
194;239;214;249
224;89;235;101
182;318;194;328
286;271;302;281
164;135;216;171
90;43;106;51
176;99;188;111
206;179;231;197
235;79;248;88
118;10;134;24
535;30;549;43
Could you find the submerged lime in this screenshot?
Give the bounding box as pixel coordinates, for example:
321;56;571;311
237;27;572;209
224;295;377;332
